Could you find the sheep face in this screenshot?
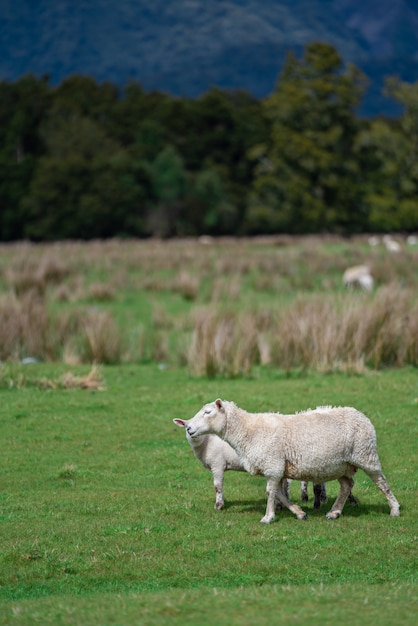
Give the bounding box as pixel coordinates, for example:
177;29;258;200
173;418;206;447
185;398;226;439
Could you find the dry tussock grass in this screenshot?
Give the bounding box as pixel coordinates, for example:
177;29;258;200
184;285;418;375
0;291;57;361
80;310;125;364
0;364;105;390
0;237;417;373
59;366;106;390
188;309;260;377
37;366;106;390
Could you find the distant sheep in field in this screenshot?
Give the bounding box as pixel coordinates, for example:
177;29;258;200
173;421;356;511
343;265;374;291
383;235;401;253
182;399;400;523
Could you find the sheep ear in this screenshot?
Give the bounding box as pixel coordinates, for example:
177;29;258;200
215;399;224;411
173;419;186;428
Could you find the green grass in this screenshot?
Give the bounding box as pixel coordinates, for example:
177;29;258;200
0;364;417;624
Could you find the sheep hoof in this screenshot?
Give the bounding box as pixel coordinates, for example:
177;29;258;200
215;502;224;510
390;508;400;517
260;515;274;524
326;511;341;520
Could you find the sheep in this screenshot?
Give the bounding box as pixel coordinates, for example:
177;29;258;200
368;235;380;247
300;480;358;508
182;399;400;524
383;235;401;253
173;421;291;509
343;265;374;291
300;480;327;507
173;422;247;509
173;420;356;511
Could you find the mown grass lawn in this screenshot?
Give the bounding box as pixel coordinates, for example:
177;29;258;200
0;363;417;624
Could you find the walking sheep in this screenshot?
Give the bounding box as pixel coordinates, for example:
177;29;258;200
181;399;400;523
173;422;356;511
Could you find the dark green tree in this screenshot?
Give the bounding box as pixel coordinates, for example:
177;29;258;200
145;145;187;237
356;78;418;231
246;42;367;234
23;114;149;240
0;75;51;239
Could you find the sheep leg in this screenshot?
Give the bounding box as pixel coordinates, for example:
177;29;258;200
348;491;359;505
265;478;295;521
260;477;281;523
326;476;353;519
275;478;290;511
313;482;327;509
300;481;309;502
211;469;225;510
364;470;400;517
274;482;308;521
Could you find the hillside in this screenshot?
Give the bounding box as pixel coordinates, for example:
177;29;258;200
1;0;418;115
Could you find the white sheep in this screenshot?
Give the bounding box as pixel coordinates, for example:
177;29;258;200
343;265;374;291
173;423;246;509
182;399;400;523
173;421;354;511
383;235;401;253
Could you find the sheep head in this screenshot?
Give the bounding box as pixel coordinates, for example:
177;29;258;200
183;398;227;439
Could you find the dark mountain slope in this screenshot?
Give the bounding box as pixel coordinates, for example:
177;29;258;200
1;0;418;115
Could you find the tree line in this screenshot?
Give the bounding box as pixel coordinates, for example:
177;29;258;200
1;42;417;241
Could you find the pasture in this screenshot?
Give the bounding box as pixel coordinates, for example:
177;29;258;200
0;364;417;624
0;236;417;623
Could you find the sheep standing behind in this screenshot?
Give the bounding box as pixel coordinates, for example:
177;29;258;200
173;423;246;509
300;481;358;507
182;399;400;523
173;421;333;510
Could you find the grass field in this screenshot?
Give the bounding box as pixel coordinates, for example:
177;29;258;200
1;236;418;373
0;362;417;624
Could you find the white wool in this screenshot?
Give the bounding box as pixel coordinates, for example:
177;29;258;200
174;417;324;510
184;399;400;524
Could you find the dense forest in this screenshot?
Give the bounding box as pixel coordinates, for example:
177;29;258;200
1;42;418;241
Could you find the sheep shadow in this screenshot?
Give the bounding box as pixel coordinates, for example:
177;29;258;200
221;498;394;519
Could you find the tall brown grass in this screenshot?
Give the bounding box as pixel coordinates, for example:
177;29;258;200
0;291;59;361
79;310;125;364
1;237;417;373
185;287;418;375
187;309;260;377
269;287;418;373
